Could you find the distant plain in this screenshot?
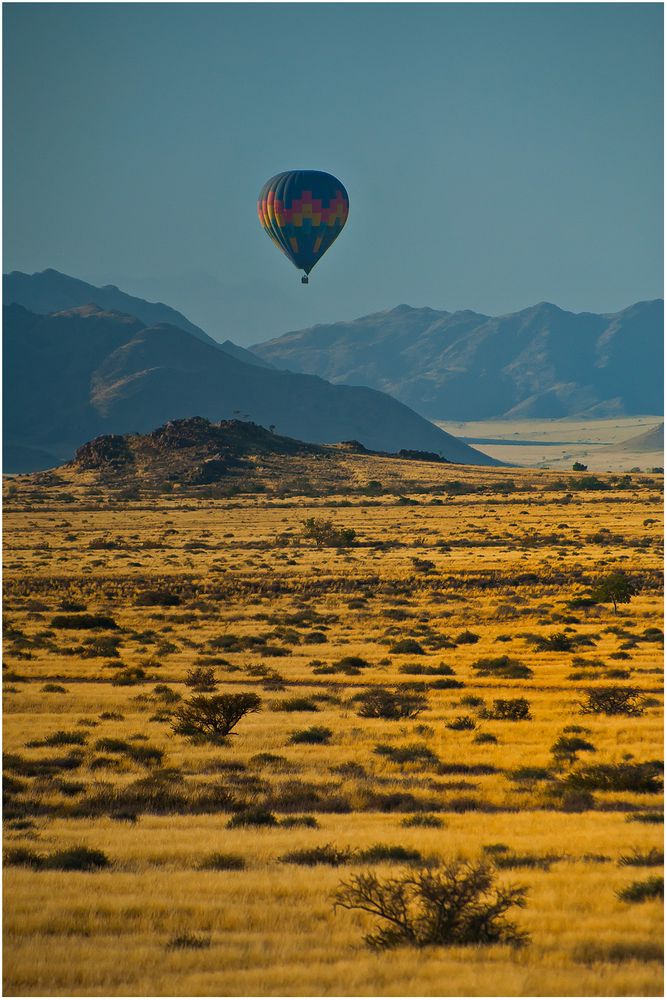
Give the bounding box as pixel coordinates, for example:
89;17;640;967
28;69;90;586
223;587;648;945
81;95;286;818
437;417;664;472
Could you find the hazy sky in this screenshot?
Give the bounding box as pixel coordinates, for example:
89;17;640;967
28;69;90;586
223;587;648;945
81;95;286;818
4;3;663;344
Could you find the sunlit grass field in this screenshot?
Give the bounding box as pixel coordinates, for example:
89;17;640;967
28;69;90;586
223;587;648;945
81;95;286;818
3;455;663;996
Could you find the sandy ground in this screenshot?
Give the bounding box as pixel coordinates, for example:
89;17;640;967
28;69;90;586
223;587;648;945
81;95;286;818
436;415;664;471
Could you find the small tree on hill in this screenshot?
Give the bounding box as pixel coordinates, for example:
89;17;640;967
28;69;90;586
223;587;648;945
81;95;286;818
590;571;637;613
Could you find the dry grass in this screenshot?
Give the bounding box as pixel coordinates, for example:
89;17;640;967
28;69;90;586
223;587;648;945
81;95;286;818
3;455;663;996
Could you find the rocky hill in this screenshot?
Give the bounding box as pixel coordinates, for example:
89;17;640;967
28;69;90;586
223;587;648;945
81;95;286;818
252;299;664;419
4;303;498;472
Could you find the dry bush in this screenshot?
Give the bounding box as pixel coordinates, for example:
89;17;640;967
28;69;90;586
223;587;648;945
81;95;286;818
172;693;261;743
334;861;528;949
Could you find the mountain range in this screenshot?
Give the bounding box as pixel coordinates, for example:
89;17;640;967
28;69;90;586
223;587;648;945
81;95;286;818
3;271;496;472
252;300;664;420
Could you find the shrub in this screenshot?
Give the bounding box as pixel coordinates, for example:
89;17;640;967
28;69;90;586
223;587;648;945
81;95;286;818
590;571;637;613
166;933;211;950
398;662;454;676
573;941;663;964
279;815;319;829
374;742;440;766
50;614;119;630
532;632;573;652
446;715;477;731
4;847;42;867
271;697;319;712
627;812;663;824
281;844;351;866
26;730;87;748
580;687;644;716
135;590;181;607
185;666;217;692
41;684;67;694
400;814;444;829
5;846;113;871
617;877;663;903
172;693;261;743
356;687;427;720
302;517;356;548
481;698;532;721
389;639;425;655
565;762;662;795
473;656;532;680
483;845;560;870
42;846;111;871
455;631;480;645
111;667;146;686
334;861;528;949
153;684;181;704
550;735;596;766
198;852;246;870
226;807;278;828
473;732;498;745
288;726;332;745
618;848;663;867
358;844;424;864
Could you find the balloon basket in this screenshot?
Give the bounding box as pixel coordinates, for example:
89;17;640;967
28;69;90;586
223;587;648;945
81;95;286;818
301;275;309;284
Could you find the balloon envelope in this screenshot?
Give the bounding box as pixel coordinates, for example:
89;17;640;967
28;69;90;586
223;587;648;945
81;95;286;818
258;170;349;276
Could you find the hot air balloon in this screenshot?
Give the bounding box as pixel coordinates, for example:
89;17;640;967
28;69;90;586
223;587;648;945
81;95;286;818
258;170;349;284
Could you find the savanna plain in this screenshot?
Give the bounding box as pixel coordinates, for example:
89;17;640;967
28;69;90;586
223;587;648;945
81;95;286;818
3;450;664;997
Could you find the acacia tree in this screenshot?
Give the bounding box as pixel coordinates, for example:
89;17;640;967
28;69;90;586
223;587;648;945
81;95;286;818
171;693;261;743
334;861;528;950
590;571;637;613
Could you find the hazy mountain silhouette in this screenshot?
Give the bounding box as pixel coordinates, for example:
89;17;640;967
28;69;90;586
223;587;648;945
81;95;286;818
4;268;220;348
252;300;664;419
4;303;499;472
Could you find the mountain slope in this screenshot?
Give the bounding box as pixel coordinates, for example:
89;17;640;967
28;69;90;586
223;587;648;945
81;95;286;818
613;423;664;453
4;268;219;348
252;300;664;419
3;304;499;472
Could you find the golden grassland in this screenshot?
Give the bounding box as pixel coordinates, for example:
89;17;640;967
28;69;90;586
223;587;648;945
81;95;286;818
3;455;664;996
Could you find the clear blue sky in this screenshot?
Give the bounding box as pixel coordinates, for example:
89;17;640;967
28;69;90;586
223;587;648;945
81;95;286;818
3;2;663;344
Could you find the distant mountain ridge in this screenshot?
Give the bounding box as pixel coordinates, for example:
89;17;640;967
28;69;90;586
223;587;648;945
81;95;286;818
252;299;664;419
3;300;498;472
4;267;221;348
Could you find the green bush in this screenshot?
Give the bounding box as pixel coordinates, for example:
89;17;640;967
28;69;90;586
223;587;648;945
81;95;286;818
302;517;356;547
455;631;480;645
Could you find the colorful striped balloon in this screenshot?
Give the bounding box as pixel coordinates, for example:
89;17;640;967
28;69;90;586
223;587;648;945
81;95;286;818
258;170;349;283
